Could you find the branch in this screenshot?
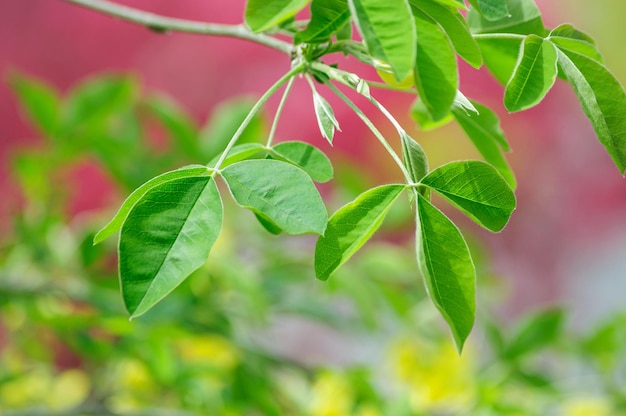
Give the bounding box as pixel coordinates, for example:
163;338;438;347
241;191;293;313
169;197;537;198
62;0;293;54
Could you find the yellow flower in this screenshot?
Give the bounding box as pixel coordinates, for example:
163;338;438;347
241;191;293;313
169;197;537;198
176;334;239;371
308;371;354;416
562;397;612;416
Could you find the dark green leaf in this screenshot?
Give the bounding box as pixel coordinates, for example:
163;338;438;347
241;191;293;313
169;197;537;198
120;176;223;317
548;24;603;63
254;212;283;235
410;0;482;68
504;35;558;112
468;0;544;35
144;93;200;158
94;165;211;244
296;0;350;43
312;90;341;144
8;71;60;138
222;159;327;235
348;0;416;80
413;7;458;121
420;161;516;232
556;48;626;174
452;101;516;188
400;133;429;183
467;0;509;21
504;309;564;360
415;193;475;351
315;185;405;280
245;0;310;32
272;141;334;182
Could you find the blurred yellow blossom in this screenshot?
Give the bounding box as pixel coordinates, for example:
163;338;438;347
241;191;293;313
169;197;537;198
175;334;239;371
390;337;476;413
308;370;354;416
46;369;90;411
562;396;612;416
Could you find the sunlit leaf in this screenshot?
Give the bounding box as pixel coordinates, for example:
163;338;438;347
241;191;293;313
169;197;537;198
222;159;328;234
272;141;334;182
208;143;266;168
549;24;603;63
120;176;223;317
468;0;543;35
312;90;341;144
420;161;516;232
245;0;310;32
315;184;405;280
296;0;350;43
415;193;475;352
400;132;429;183
467;0;509;21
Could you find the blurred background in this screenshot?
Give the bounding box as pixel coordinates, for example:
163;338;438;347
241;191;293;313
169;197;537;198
1;0;625;414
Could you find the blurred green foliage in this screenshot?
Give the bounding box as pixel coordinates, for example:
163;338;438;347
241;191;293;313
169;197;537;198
2;72;625;415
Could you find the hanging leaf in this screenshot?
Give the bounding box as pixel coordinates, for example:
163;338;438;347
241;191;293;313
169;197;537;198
400;132;429;183
412;7;458;121
452;101;516;188
315;185;405;280
410;0;482;68
119;176;223;317
348;0;416;81
556;48;626;174
94;165;211;244
415;193;475;352
222;159;328;234
504;35;558;112
272;141;334;182
296;0;350;43
245;0;311;32
312;90;341;144
420;161;516;232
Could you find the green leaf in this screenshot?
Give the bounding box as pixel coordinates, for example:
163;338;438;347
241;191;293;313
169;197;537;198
315;185;405;280
200;97;264;160
119;176;223;317
222;159;328;235
548;24;603;63
433;0;466;9
475;37;524;84
8;71;60;138
272;141;334;182
312;90;341;144
410;0;482;68
254;212;284;235
467;0;509;21
400;133;429;183
411;97;454;131
412;7;458;121
415;193;475;351
245;0;310;32
208;143;266;168
348;0;416;81
504;35;557;112
556;48;626;174
94;165;211;244
452;101;516;188
296;0;350;43
420;161;516;232
504;309;564;360
144;93;200;159
468;0;543;35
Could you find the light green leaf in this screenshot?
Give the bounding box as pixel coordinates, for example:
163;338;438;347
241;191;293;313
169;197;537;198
400;133;429;183
468;0;543;35
254;212;284;235
8;71;60;138
120;176;223;317
348;0;416;80
208;143;266;168
144;93;200;158
420;161;516;231
94;165;211;244
312;90;341;144
413;7;458;121
410;0;482;68
245;0;310;32
452;101;516;188
315;184;405;280
411;97;454;131
415;193;475;352
504;35;558;112
549;24;603;63
467;0;509;21
272;141;334;182
475;37;524;84
296;0;350;43
556;48;626;174
433;0;466;9
504;309;564;360
222;159;328;235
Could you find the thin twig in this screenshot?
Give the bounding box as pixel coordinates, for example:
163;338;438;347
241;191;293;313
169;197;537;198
62;0;293;54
